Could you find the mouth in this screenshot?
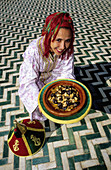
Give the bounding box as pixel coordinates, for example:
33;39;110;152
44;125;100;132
56;49;64;53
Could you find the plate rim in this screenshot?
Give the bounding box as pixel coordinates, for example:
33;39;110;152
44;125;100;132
38;79;92;124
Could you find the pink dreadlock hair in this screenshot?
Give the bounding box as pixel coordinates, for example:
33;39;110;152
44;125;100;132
42;11;75;59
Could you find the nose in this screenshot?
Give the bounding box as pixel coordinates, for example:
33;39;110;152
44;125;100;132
60;41;65;50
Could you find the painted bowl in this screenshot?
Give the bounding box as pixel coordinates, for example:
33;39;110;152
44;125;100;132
43;80;86;117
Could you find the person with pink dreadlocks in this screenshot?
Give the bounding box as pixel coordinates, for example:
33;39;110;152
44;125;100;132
18;12;76;121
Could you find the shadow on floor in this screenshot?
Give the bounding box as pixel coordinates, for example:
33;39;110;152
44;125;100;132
75;62;111;114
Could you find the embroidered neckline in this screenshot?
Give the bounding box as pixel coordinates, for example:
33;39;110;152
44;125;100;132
49;51;55;62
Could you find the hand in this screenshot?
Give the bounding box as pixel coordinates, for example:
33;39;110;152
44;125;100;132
32;107;47;121
38;107;42;114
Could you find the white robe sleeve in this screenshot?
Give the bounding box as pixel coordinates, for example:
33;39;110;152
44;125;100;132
52;53;75;80
18;46;40;115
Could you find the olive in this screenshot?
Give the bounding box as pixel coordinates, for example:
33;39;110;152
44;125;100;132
51;93;56;97
61;90;65;94
53;99;58;104
66;85;70;89
58;103;62;109
65;97;70;100
62;106;67;110
67;90;71;95
73;94;77;97
59;97;62;101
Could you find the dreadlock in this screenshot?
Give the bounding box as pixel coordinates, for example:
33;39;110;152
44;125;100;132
42;11;75;59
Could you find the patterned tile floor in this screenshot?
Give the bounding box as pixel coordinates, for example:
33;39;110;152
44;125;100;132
0;0;111;169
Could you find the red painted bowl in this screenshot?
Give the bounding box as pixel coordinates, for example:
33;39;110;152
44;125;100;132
43;80;86;117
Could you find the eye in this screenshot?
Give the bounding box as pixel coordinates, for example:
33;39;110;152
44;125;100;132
66;39;71;43
56;38;61;42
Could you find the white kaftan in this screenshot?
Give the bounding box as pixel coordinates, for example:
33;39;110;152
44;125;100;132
18;36;75;120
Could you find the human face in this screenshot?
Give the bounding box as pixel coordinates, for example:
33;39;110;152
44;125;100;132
50;28;72;56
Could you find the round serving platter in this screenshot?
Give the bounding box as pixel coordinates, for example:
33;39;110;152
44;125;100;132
38;79;92;124
43;80;86;117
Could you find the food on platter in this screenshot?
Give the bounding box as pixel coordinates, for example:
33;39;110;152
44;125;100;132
48;85;80;111
43;80;86;117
